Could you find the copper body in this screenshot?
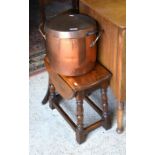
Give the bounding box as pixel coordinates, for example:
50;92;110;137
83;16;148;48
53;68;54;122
46;34;97;76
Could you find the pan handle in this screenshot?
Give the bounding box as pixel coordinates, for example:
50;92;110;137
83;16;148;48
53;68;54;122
39;23;46;40
90;31;102;48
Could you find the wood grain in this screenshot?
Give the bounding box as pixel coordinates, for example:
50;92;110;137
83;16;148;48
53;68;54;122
80;0;126;28
61;63;112;92
80;0;126;132
80;0;126;103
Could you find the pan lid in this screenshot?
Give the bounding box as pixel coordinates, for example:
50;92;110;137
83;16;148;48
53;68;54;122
45;13;97;38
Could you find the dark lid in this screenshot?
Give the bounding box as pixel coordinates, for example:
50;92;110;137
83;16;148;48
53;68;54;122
45;13;97;38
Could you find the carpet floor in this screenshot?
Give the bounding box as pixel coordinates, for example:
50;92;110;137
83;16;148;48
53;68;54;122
29;72;126;155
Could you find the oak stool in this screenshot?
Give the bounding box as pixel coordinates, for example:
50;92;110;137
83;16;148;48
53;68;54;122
42;56;112;144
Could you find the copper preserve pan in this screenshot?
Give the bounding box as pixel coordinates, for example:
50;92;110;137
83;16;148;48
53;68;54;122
39;14;101;76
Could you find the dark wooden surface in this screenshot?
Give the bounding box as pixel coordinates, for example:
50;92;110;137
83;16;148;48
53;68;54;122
61;63;111;92
43;55;112;144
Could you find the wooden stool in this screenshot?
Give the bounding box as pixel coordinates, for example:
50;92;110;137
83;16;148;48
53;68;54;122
42;56;112;144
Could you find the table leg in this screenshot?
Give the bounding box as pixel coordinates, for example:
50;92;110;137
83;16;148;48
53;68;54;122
116;102;124;133
101;86;111;130
42;82;50;105
49;83;56;110
75;91;86;144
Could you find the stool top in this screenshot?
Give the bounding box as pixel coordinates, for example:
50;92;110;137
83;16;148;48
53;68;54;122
44;56;112;92
61;63;112;91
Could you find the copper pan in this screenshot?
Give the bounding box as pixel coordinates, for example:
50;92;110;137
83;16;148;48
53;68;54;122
39;14;102;76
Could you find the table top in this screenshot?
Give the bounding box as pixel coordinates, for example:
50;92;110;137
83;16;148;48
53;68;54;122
61;63;112;91
80;0;126;29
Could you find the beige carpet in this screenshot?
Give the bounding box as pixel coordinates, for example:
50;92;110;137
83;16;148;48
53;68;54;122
29;72;126;155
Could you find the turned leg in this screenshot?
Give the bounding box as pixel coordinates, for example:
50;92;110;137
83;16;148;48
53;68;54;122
75;91;86;144
42;83;50;105
49;84;56;110
116;102;124;134
101;86;111;130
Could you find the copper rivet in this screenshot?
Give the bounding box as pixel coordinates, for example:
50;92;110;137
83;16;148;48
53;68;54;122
74;82;78;86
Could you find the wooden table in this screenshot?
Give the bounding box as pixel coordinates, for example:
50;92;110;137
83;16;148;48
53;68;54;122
80;0;126;133
43;56;112;144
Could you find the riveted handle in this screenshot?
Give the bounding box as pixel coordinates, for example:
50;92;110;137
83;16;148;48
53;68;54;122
39;23;46;40
90;31;102;48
